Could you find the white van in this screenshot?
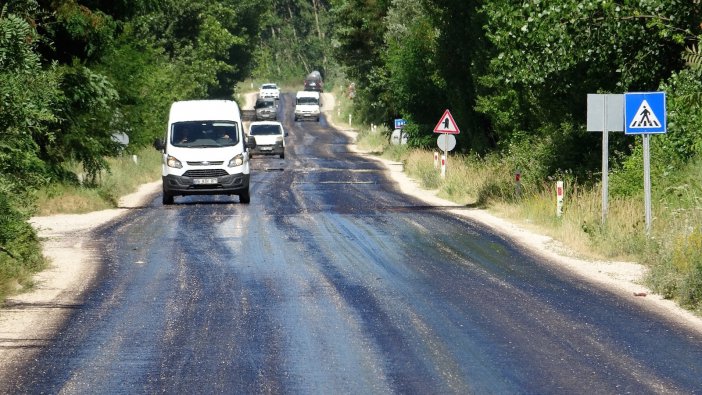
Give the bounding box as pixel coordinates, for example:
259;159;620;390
294;91;321;122
155;100;256;205
248;121;287;159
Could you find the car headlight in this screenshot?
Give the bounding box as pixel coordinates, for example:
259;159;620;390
276;136;283;143
166;155;182;169
228;154;244;167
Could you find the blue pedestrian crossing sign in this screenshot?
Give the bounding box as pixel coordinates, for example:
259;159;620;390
625;92;666;134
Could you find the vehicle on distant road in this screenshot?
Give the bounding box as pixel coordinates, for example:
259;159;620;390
255;98;278;121
259;83;280;99
294;91;321;122
304;71;323;92
153;100;256;205
248;121;287;159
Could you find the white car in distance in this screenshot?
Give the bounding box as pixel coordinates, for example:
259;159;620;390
259;83;280;100
248;121;287;159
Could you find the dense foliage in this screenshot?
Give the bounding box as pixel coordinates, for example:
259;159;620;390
252;0;335;84
329;0;702;308
331;0;702;180
0;0;263;300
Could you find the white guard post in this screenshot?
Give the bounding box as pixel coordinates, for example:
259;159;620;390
556;181;564;217
441;155;446;179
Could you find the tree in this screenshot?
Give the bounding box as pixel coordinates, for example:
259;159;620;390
477;0;701;178
0;7;60;297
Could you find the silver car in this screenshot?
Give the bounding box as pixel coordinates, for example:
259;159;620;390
255;98;278;121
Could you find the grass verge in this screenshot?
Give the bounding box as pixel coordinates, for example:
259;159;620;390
34;148;162;215
2;147;161;303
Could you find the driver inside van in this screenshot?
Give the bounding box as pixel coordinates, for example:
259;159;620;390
174;126;190;145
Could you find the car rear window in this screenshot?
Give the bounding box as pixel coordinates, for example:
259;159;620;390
256;100;276;109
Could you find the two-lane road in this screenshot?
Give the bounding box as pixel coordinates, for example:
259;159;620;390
4;93;702;394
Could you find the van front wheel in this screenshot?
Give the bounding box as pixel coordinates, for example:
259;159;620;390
162;191;174;205
239;189;250;204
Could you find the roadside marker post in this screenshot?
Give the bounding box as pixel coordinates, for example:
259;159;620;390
514;170;522;199
434;152;439;169
441;155;446;179
556;181;564;217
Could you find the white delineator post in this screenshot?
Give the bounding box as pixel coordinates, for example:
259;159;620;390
514;170;521;198
556;181;564;217
441;155;446;179
434;152;439;169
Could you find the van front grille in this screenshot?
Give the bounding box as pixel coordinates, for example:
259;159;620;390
186;161;224;166
183;169;229;178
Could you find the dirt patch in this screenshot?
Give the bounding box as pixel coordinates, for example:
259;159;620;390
0;181;161;380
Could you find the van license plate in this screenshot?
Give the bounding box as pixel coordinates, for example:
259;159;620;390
193;178;217;185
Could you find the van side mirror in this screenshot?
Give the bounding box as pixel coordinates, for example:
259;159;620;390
246;135;257;149
153;138;165;151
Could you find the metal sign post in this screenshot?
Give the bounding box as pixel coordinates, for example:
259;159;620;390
443;134;447;178
643;134;652;233
434;110;460;179
624;91;666;236
436;134;456;178
587;94;624;224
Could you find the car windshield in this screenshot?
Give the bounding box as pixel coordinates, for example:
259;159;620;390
171;121;239;148
256;100;275;109
262;84;277;90
249;124;282;136
297;97;318;105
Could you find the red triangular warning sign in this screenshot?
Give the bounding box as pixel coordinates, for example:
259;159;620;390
433;109;460;134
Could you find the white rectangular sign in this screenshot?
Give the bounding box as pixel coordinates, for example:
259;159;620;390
587;94;624;132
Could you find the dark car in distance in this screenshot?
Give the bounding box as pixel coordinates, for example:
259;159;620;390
255;98;277;121
304;70;323;92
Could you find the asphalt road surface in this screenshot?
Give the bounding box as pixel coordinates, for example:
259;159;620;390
5;94;702;394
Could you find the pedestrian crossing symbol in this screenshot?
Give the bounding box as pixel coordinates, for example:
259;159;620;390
629;100;661;128
625;92;666;135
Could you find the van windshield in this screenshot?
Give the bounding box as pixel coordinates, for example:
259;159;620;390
171;121;239;148
297;97;318;105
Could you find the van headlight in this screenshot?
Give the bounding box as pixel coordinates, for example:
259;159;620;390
228;154;244;167
166;155;182;169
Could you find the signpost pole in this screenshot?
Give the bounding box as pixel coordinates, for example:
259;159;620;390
643;134;652;235
443;133;448;177
602;96;609;224
434;109;459;179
